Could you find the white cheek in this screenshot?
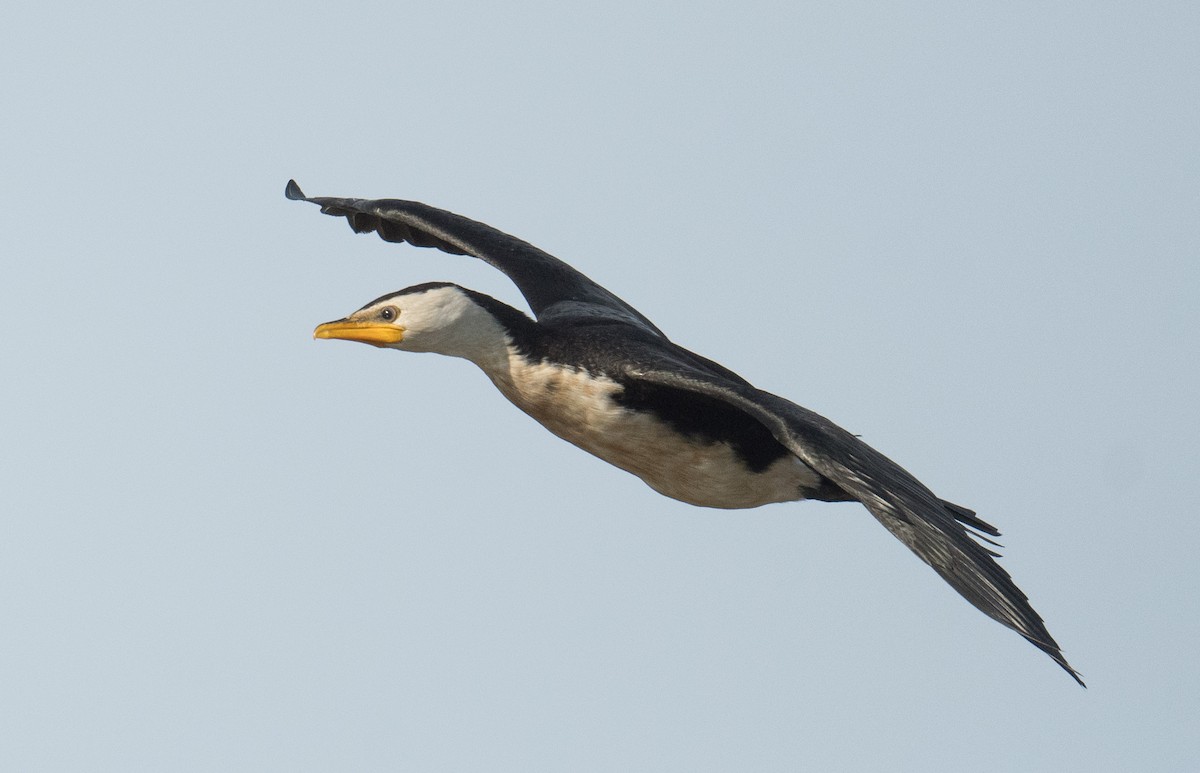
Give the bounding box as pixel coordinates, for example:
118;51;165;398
391;291;512;365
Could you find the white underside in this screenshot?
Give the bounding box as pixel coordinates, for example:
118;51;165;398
486;350;820;509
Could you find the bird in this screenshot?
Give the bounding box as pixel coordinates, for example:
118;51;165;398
286;178;1083;686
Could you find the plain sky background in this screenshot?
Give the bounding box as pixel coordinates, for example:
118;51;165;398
3;2;1197;770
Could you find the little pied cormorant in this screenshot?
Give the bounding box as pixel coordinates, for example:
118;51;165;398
286;179;1082;686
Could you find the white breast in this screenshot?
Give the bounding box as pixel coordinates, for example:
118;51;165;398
486;350;820;509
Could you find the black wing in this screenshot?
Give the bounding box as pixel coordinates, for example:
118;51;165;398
286;180;663;335
626;355;1084;686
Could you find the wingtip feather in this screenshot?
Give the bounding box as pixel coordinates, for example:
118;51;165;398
1043;646;1086;688
285;179;307;200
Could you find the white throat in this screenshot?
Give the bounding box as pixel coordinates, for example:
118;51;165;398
397;287;515;374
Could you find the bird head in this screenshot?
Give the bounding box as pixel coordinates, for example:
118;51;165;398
313;282;510;364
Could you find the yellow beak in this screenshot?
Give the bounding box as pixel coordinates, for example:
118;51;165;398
313;319;405;347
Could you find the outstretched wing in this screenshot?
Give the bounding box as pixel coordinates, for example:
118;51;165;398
626;354;1084;686
286;180;663;335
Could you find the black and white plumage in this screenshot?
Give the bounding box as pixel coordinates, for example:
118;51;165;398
286;179;1083;686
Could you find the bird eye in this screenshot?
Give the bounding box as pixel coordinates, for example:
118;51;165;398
379;306;398;322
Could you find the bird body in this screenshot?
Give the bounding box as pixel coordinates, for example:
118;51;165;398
289;179;1083;685
355;283;825;508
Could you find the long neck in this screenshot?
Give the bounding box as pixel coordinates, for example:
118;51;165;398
435;290;540;378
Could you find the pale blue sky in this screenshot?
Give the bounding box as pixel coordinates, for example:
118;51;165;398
3;2;1198;770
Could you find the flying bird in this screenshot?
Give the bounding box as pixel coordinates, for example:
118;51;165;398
287;179;1082;686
